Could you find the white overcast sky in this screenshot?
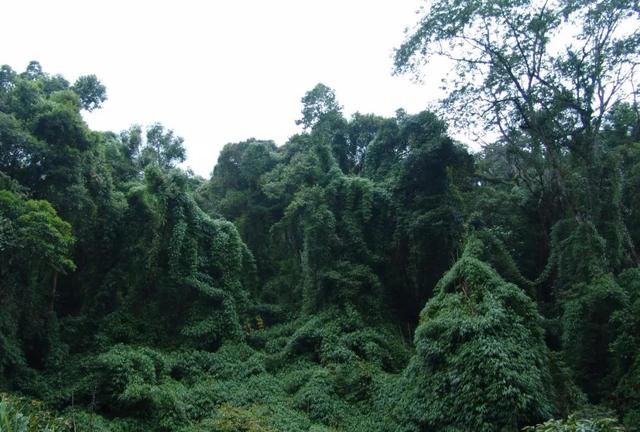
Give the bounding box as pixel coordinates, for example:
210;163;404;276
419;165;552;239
4;0;448;177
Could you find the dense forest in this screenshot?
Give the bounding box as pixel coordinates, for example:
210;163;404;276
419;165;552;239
1;1;640;431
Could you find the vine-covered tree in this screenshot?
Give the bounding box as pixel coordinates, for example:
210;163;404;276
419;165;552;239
396;236;557;431
0;15;639;428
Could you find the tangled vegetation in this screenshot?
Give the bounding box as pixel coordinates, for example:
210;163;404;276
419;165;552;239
1;0;640;430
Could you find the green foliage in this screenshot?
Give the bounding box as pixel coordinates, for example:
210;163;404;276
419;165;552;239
141;123;186;169
0;189;74;386
609;268;640;430
395;237;555;431
0;112;44;184
394;0;640;163
388;111;473;320
213;404;274;432
0;65;17;94
71;74;107;112
561;275;627;399
0;393;71;432
296;83;342;131
275;175;391;314
0;190;75;274
90;167;252;350
21;61;44;81
277;306;409;370
0;41;639;431
523;412;624;432
202;139;279;286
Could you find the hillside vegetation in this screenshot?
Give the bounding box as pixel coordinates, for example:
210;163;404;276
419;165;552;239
1;1;640;430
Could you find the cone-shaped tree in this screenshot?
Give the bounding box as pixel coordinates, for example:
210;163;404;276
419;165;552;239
397;235;556;431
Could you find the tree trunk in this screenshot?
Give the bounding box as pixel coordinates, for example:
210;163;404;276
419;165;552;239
50;271;58;312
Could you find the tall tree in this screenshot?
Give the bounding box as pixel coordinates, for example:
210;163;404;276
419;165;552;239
395;0;640;215
72;74;107;112
141;123;186;169
396;236;556;431
296;83;343;131
394;0;640;410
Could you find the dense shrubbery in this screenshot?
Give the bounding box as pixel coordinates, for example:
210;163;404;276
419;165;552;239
1;0;640;427
0;393;72;432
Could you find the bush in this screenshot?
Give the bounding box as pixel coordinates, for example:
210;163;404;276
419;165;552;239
0;393;71;432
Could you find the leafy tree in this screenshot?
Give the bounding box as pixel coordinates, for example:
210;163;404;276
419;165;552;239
296;83;342;131
0;65;16;94
42;74;70;95
89;167;253;350
20;61;44;81
361;110;474;322
344;112;385;174
5;79;42;121
561;274;627;399
396;235;556;431
141;123;186;169
72;74;107;112
0;112;44;186
0;189;74;385
395;0;640;156
203;139;279;286
395;0;640;407
394;0;640;236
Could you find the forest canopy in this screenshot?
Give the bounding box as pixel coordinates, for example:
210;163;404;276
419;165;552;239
1;0;640;430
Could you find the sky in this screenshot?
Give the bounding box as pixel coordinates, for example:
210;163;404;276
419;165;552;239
3;0;448;177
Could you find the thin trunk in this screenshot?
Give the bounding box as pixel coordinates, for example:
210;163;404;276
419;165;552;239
50;271;58;312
